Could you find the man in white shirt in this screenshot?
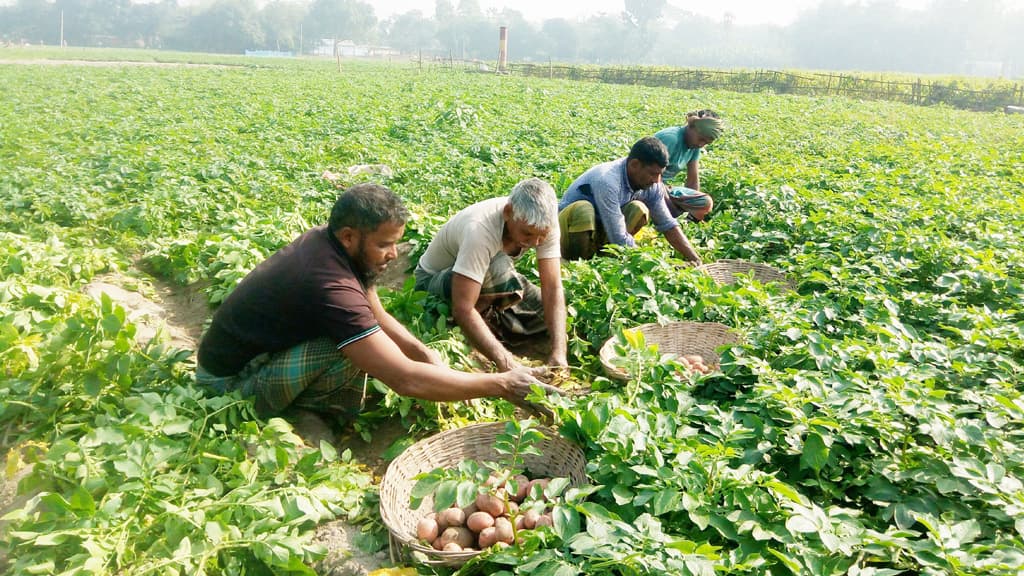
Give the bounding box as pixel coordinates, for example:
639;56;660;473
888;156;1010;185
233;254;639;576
415;178;568;371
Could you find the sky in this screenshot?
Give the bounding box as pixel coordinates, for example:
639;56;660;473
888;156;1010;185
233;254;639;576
371;0;937;27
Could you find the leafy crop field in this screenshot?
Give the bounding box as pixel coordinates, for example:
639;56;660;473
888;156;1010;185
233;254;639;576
1;55;1023;575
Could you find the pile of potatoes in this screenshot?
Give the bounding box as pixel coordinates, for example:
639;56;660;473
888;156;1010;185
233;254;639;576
415;474;555;553
679;354;714;375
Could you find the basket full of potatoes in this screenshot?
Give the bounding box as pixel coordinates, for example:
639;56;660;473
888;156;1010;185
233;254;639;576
379;421;587;567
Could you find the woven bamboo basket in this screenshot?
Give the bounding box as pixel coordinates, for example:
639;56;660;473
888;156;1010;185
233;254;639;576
379;422;588;567
697;259;796;291
599;321;741;381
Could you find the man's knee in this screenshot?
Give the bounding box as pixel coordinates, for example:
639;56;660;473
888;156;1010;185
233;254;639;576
622;201;650;236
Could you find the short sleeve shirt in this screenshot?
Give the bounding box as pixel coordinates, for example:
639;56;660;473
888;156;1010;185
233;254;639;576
417;197;560;283
558;158;679;247
197;225;380;376
655;126;702;181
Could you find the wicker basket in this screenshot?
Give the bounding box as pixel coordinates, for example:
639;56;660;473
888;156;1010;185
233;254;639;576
379;422;588;567
599;321;741;381
697;259;796;291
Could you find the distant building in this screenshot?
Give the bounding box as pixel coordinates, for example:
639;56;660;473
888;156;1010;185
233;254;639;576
311;39;399;58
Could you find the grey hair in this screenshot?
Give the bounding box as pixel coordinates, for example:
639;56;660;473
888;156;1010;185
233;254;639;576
507;177;558;229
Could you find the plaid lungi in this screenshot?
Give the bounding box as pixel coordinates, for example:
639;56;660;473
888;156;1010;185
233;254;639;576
558;199;649;260
665;186;712;221
195;337;370;418
414;252;546;337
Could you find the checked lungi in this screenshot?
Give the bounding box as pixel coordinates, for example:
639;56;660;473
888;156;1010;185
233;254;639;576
195;337;371;418
414;252;547;337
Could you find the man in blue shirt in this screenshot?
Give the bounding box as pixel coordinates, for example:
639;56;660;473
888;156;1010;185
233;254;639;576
654;109;723;222
558;137;702;264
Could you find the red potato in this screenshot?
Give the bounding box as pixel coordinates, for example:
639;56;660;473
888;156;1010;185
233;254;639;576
466;511;495;533
475;492;505;517
521;508;540;529
511;474;530;502
432;536;444;550
534;513;553;528
507;501;519;515
440;526;475;549
683;354;704;365
477;526;498;548
440;506;466;527
417;516;440;542
493;516;514;544
528;478;550;500
443;542;463;552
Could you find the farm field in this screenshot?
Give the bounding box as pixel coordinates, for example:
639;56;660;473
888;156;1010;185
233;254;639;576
1;54;1023;575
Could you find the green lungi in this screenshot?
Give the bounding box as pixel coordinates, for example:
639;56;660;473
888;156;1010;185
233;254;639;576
558;199;649;261
195;337;370;418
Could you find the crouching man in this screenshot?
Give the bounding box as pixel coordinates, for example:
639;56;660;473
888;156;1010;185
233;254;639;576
196;183;557;422
414;178;568;372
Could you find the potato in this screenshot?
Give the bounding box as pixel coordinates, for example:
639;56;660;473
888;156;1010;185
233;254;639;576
521;508;540;529
512;474;530;502
507;501;519;515
417;516;439;542
534;513;553;528
683;354;704;365
440;506;466;527
475;492;505;517
439;526;475;549
477;526;498;548
466;511;495;533
528;478;550;500
442;542;462;552
431;536;444;550
493;516;514;544
433;510;449;532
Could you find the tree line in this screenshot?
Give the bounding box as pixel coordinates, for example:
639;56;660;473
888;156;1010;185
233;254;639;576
1;0;1021;77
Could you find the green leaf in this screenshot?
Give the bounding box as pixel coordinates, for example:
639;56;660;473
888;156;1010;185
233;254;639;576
800;432;829;473
434;480;458;511
551;504;581;540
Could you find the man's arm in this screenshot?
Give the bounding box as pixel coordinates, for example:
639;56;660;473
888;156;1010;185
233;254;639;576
366;287;445;366
341;331;555;403
685;159;700;191
593;179;635;247
451;272;520;371
537;257;567;367
663;226;702;264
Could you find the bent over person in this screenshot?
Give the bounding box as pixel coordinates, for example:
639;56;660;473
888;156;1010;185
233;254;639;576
558;136;703;264
195;183;557;420
654;109;724;222
414;178;568;372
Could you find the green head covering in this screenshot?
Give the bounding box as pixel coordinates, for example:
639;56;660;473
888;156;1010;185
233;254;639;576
691;116;724;142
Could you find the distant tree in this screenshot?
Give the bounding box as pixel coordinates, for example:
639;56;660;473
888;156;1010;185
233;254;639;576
259;1;306;52
185;0;264;53
385;10;437;53
577;14;629;64
539;18;579;62
0;0;57;44
304;0;375;45
623;0;666;33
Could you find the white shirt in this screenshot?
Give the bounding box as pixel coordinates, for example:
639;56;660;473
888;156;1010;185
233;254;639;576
417;197;560;283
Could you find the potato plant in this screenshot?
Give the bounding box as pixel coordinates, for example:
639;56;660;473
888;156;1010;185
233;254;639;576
2;54;1023;575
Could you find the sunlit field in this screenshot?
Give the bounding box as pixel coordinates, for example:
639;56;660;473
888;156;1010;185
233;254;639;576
2;54;1023;575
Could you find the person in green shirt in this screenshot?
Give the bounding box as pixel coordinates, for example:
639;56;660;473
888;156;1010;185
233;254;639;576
654;109;724;222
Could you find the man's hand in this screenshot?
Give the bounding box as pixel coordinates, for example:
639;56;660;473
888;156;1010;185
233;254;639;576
421;347;448;368
501;366;562;421
545;352;568;369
